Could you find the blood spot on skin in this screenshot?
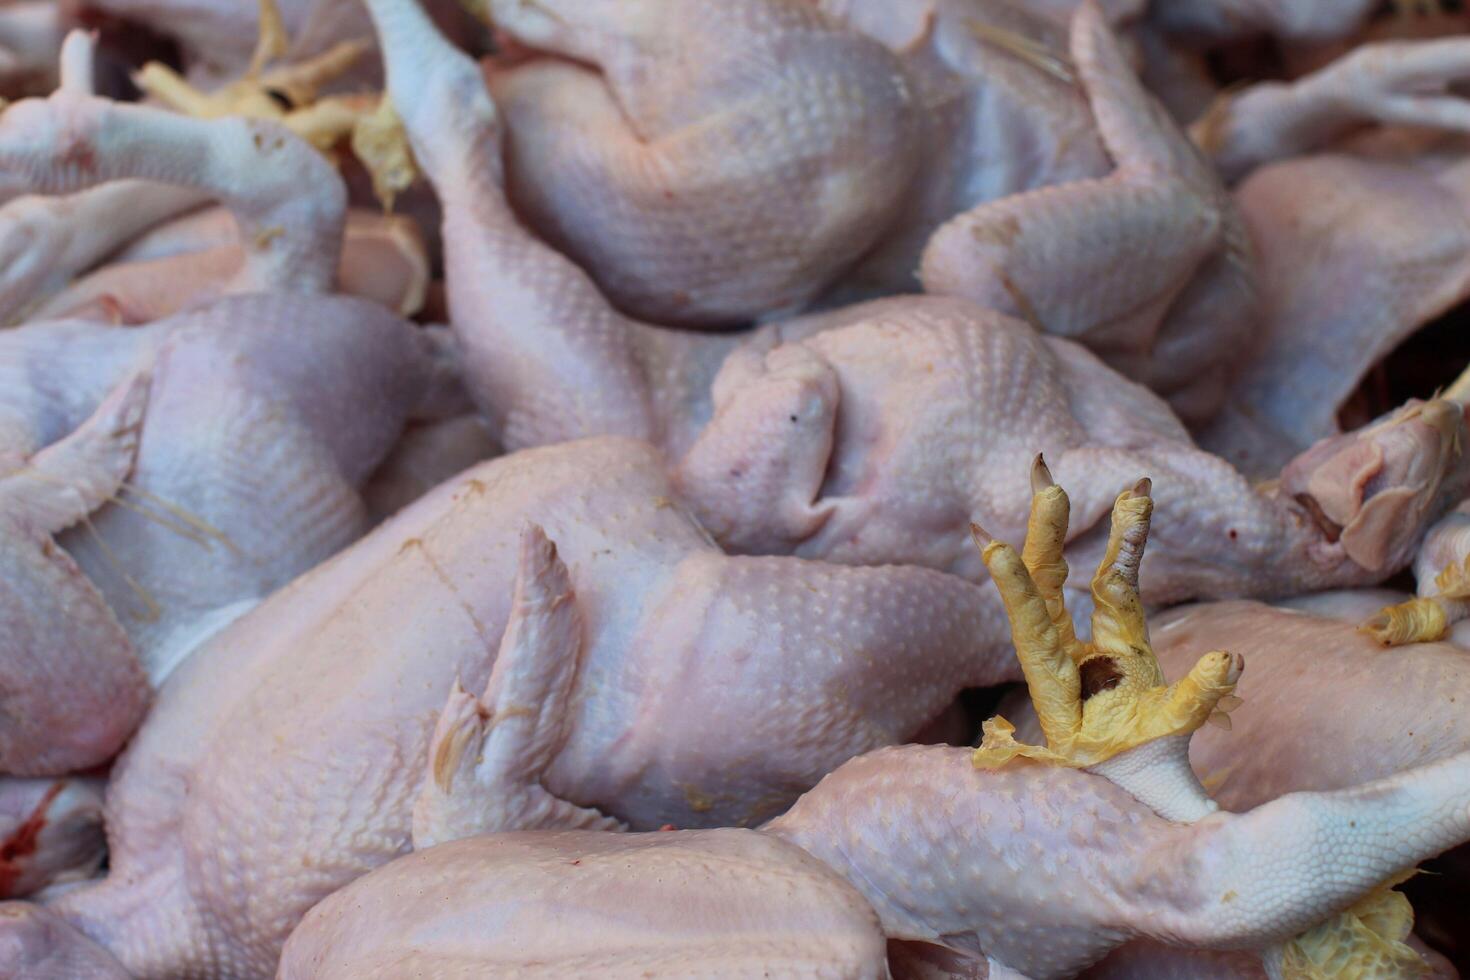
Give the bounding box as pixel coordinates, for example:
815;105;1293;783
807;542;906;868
60;139;98;176
1079;657;1123;700
1228;529;1238;540
0;782;64;897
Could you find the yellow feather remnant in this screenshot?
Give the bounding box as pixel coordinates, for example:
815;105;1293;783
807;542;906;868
1280;880;1429;979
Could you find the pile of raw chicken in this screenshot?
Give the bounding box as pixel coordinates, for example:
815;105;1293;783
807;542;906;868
13;0;1470;976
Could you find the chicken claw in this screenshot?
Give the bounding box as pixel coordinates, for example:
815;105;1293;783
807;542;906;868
972;466;1243;780
133;0;416;207
1363;554;1470;646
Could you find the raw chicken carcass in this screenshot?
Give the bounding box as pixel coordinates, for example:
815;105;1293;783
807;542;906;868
0;437;1006;978
0;30;433;681
1199;132;1470;476
0;777;105;900
273;486;1470;978
0;374;150;775
480;0;921;327
366;0;1470;615
0;32;345;305
0;27;430;326
0;292;433;685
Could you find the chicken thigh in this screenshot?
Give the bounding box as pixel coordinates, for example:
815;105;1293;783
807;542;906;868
0;374;150;776
480;0;920;327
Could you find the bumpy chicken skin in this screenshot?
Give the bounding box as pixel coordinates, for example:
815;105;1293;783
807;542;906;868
0;437;1004;977
0;777;106;901
0;374;150;776
367;0;1470;620
0;293;431;683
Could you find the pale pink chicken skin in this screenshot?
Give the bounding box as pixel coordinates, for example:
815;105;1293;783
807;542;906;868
482;0;1470;425
1148;600;1470;809
277;496;1468;978
909;1;1255;424
0;1;64;98
785;0;1116;304
478;0;921;327
0;182;209;326
276;740;1470;979
0;374;150;776
1200;131;1470;476
3;437;1005;978
1000;590;1470;781
0;29;431;326
367;0;1470;615
0;32;346;305
0;32;434;682
478;0;1255;419
0;293;431;683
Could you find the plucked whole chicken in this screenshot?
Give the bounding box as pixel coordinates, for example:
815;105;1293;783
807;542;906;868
5;0;1470;977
